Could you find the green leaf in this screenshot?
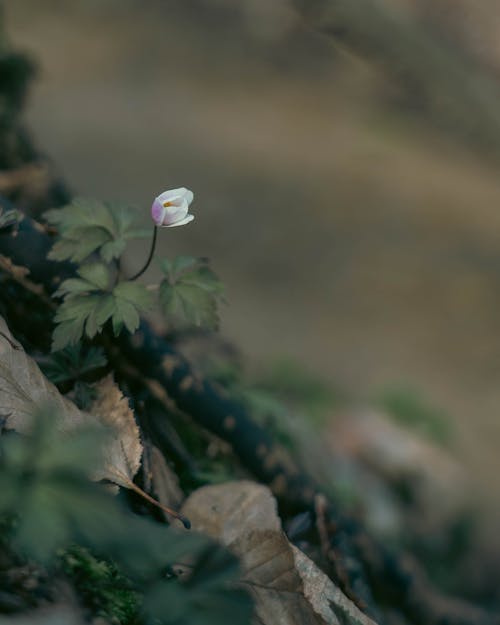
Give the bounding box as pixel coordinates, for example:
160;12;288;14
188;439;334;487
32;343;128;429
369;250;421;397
145;544;253;625
112;298;140;335
53;278;97;299
0;406;254;624
52;315;88;352
110;281;154;336
113;281;155;309
159;256;224;331
45;198;145;264
52;277;153;349
85;294;115;338
45;197;116;232
52;294;103;350
48;227;111;263
77;262;111;291
40;344;107;384
100;238;126;263
53;263;110;299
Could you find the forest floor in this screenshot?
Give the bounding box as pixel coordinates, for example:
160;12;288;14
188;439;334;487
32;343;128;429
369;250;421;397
6;1;500;553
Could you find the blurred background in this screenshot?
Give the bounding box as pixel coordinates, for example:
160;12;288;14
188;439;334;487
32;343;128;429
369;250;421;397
5;0;500;592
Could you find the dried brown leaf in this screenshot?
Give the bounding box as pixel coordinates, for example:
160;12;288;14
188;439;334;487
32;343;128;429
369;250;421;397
181;481;378;625
148;444;183;514
0;315;142;489
89;374;142;488
0;315;89;433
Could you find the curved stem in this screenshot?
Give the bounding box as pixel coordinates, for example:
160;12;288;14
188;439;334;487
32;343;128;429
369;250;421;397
129;226;158;281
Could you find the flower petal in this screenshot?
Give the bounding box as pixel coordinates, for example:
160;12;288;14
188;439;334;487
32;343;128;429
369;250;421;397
152;187;194;227
162;214;195;228
157;187;191;204
151;198;167;226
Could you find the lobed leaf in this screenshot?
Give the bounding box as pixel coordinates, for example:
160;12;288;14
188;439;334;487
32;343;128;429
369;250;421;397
40;344;107;384
52;275;153;349
45;197;144;264
110;281;154;336
159;256;224;331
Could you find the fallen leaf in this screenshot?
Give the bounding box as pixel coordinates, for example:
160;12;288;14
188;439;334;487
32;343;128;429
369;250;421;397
0;315;142;489
181;481;379;625
89;374;142;488
148;444;184;514
0;315;89;433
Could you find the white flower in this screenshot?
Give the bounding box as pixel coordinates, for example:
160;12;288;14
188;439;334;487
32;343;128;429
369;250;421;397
151;187;194;228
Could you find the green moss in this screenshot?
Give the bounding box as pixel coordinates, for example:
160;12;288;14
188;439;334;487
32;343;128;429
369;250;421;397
60;546;141;625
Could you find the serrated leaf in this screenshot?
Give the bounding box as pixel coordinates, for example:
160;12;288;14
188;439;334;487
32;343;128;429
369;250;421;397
89;374;142;488
53;278;98;298
52;276;153;348
53;263;110;299
85;294;115;338
52;316;88;352
100;238;126;263
182;482;379;625
0;316;143;491
159;256;224;331
45;197;116;233
52;294;104;350
108;202;136;234
54;294;101;322
77;262;111;290
45;198;144;264
113;281;155;309
109;281;154;336
48;227;112;264
112;297;140;335
172;255;200;275
40;344;107;384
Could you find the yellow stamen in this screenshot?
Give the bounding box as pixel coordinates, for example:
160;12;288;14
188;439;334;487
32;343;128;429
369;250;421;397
163;201;173;208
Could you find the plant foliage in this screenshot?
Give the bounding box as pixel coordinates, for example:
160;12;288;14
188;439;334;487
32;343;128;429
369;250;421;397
159;256;224;331
45;198;149;264
0;406;253;625
40;344;107;384
52;263;154;350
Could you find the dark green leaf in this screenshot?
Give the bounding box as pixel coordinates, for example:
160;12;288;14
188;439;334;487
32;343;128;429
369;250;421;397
113;281;155;309
45;198;145;264
159;257;224;331
85;294;115;338
100;238;126;264
109;281;154;336
145;544;253;625
53;278;97;299
48;227;112;263
52;294;104;350
77;262;111;291
40;344;107;384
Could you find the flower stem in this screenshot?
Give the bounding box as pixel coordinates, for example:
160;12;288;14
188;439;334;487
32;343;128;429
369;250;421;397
129;226;158;281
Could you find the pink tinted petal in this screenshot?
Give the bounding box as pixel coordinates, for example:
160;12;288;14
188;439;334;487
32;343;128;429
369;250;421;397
151;198;167;226
152;187;194;227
